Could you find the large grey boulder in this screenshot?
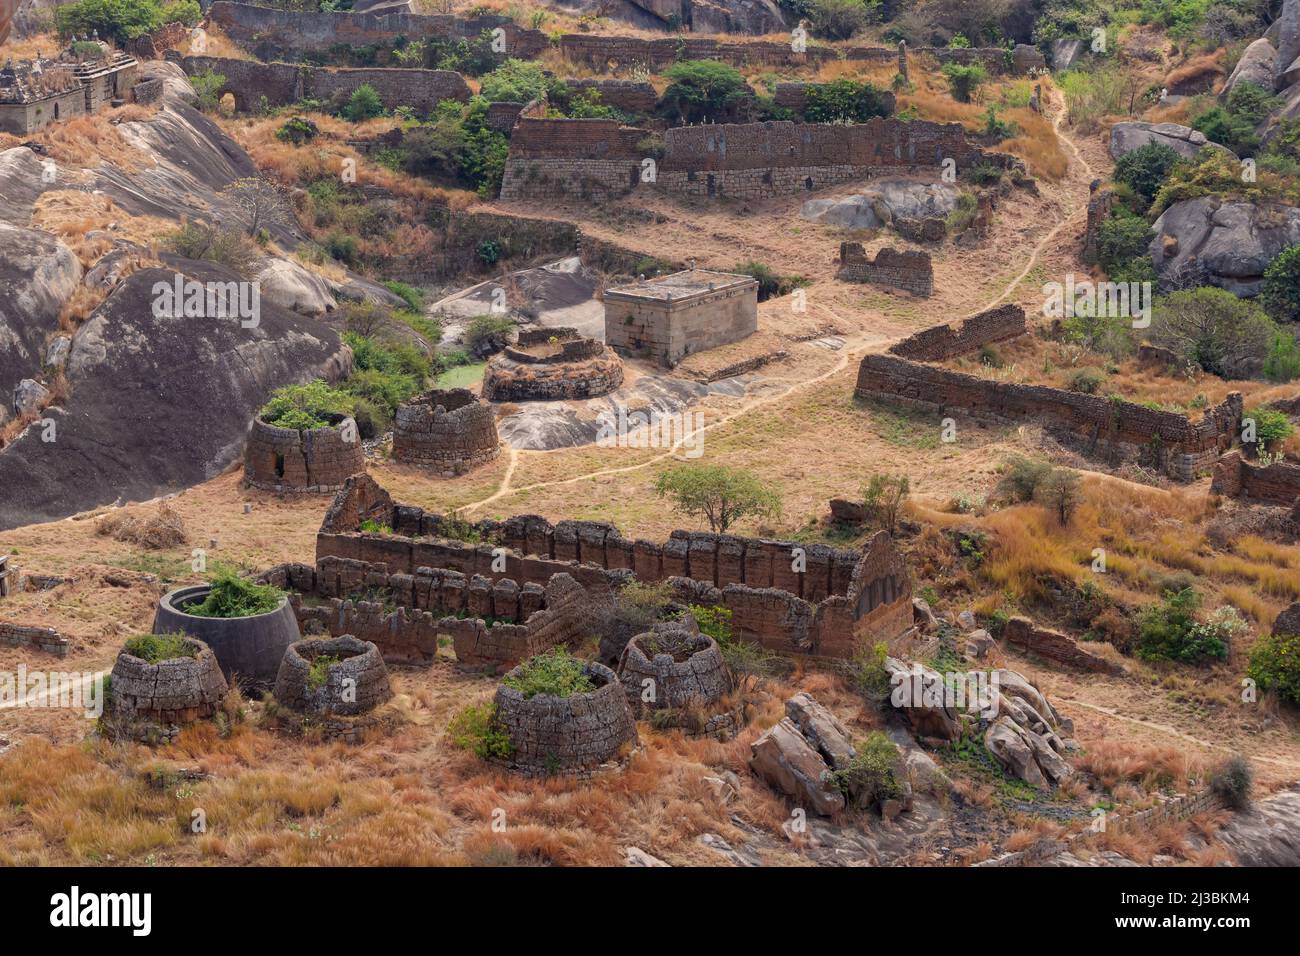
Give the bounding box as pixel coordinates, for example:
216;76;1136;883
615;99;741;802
1149;196;1300;295
1224;38;1278;100
1278;0;1300;90
257;257;337;316
1108;121;1232;161
801;181;958;230
749;717;845;816
1215;783;1300;865
785;692;855;770
0;223;82;406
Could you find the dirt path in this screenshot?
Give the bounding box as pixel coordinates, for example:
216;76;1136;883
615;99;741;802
463;90;1095;515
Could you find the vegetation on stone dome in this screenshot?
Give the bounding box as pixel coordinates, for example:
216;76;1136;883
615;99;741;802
502;648;595;700
187;573;285;619
259;380;354;431
123;632;197;664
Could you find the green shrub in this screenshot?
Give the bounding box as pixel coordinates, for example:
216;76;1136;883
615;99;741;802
1001;455;1054;501
56;0;168;43
660;60;750;124
343;84;385;121
1192;81;1277;156
446;702;514;759
1263;332;1300;383
123;632;196;664
941;62;986;104
465;314;515;352
1135;589;1234;664
165;222;258;276
1149;287;1277;379
478;58;553;104
1247;630;1300;705
687;604;733;645
276;116;319;145
803;79;892;123
503;648;595;699
854;640;891;699
1262;244;1300;323
259;380;354;430
1208;755;1253;810
1069;367;1105;393
1243;407;1295;445
1113;142;1181;209
830;731;903;805
187;572;285;619
732;260;804;301
807;0;876;40
306;654;340;691
382;281;425;312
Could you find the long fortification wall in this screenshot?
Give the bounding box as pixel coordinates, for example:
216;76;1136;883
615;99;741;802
855;353;1241;481
888;304;1027;360
181;55;469;112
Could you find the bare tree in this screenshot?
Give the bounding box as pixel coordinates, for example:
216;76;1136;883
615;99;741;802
220;177;292;238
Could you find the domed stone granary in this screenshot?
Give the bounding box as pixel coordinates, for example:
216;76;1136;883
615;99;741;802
616;616;740;738
272;635;395;741
104;634;229;744
391;388;500;477
243;413;364;493
482;327;624;402
494;656;638;776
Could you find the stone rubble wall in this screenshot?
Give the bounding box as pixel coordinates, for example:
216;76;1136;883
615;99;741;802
181;55;470;113
391;389;500;476
482;339;624;402
131;77;166;105
1003;616;1123;675
616;618;732;713
838;243;933;296
259;557;592;671
0;621;70;656
855;353;1242;481
888;305;1027;361
494;659;638;775
566;78;658;114
243;415;365;493
1211;451;1300;507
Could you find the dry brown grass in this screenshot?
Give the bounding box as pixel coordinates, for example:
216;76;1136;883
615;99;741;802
1074;738;1205;793
1164;50;1225;93
95;502;189;550
19;107;161;170
32;191;172;265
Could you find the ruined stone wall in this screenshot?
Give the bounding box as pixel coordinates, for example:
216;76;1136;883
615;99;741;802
243;415;365;493
181;55;470;113
500;117;1014;202
855;353;1243;481
1003;616;1123;674
0;621;70;656
205;2;545;60
130;22;188;60
132;77;165;105
838;244;933;296
273;635;391;716
1211;451;1300;506
483;333;624;401
484;100;524;131
888;305;1027;360
567;79;658;114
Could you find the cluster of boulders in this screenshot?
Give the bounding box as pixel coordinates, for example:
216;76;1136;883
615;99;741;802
750;693;913;819
882;656;1075;789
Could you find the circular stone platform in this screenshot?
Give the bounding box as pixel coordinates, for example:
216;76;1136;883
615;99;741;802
392;388;500;476
243;413;364;493
482;327;624;402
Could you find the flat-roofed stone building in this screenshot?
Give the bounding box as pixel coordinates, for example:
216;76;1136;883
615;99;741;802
0;39;137;135
603;269;758;367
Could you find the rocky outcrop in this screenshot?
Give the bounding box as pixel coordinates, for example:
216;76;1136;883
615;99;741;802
257;257;337;316
800;181;958;233
1223;38;1277;100
0;224;82;409
1215;783;1300;865
0;262;350;530
1051;38;1084;72
560;0;786;35
750;716;846;816
1277;0;1300;90
1149;197;1300;295
1108;122;1231;161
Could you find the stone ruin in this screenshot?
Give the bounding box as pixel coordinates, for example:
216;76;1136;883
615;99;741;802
312;475;917;661
243;412;365;494
482;327;624;402
391;388;500;477
103;636;229;744
615;615;740;739
493;658;638;776
603;269;759;368
836;243;934;297
271;634;395;742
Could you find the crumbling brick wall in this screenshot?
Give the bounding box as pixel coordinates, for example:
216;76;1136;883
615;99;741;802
888;305;1026;360
1003;616;1123;674
181;55;470;113
855;353;1243;481
0;621;70;656
243;414;365;494
838;244;934;296
1211;451;1300;506
109;637;228;725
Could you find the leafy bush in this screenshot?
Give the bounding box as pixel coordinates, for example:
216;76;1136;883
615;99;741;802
1152;148;1300;216
830;732;903;805
941;62;986;104
1135;589;1234;664
446;702;514;759
187;572;285;619
1247;630;1300;705
807;0;877;39
1192;81;1277;155
306;654;340;691
502;648;594;699
465;314;515;353
259;380;354;430
660;61;750;124
1262;244;1300;323
343;84;385;121
1263;332;1300;383
1208;755;1252;810
1069;367;1105;393
803;78;892;123
687;604;733;645
1000;455;1053;502
165;222;259;276
654;464;781;533
56;0;169;43
479;59;552;103
123;632;196;664
853;640;891;699
1097;208;1155;278
732;260;804;301
275;116;319;145
1149;287;1278;379
1113;142;1181;209
1243;407;1295;446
